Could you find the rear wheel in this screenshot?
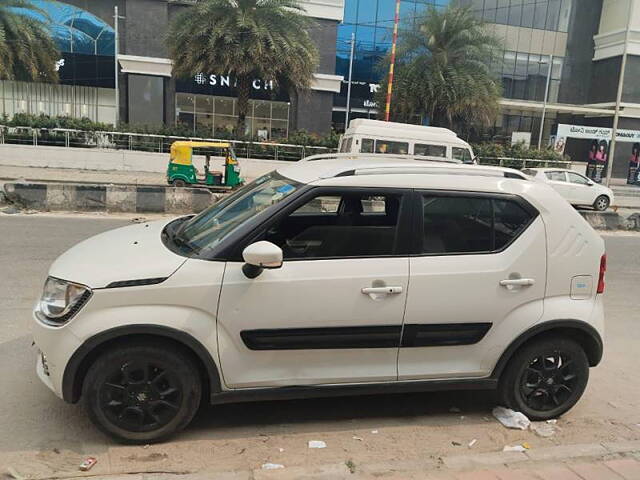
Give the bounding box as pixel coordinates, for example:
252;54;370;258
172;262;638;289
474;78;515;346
593;195;610;211
82;342;201;444
498;337;589;420
171;179;187;187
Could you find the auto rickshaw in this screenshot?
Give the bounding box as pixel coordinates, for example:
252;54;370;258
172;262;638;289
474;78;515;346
167;141;242;188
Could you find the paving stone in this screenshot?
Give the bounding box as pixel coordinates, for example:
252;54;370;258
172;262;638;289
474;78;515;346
442;452;528;470
527;466;582;480
253;462;351;480
493;467;541;480
604;458;640;480
455;469;501;479
525;443;608;462
569;461;624;480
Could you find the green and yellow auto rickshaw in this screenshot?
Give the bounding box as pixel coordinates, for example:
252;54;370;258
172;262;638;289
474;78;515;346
167;141;242;188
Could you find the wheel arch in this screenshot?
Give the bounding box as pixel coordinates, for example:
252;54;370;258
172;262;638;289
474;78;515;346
491;319;603;380
62;325;222;404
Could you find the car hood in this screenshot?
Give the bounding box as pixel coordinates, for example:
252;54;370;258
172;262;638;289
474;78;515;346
49;219;187;289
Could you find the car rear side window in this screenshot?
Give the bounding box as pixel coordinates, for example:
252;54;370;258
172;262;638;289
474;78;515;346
421;195;534;255
546;171;566;182
414;143;446;158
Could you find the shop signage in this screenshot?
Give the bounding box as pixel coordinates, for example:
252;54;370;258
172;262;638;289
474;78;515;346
556;124;640;142
194;73;275;91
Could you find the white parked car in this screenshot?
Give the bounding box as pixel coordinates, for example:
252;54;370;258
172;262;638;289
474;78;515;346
522;168;614;211
33;158;606;443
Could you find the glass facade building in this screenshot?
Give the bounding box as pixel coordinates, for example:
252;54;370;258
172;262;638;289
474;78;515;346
334;0;579;143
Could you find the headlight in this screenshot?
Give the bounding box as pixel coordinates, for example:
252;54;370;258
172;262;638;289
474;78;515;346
38;277;91;325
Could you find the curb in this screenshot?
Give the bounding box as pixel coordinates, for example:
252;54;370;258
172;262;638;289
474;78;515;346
2;182;221;214
580;210;640;230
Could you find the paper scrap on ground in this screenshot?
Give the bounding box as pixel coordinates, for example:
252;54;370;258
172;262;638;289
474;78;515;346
530;421;556;437
492;406;531;430
262;463;285;470
468;439;477;448
308;440;327;449
503;445;527;452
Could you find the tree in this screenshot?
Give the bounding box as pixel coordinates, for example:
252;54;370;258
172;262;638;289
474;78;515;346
376;5;502;130
168;0;319;137
0;0;59;82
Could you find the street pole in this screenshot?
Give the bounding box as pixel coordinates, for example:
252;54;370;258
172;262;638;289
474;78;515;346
344;32;355;131
537;54;553;150
114;6;121;127
606;0;634;187
384;0;401;121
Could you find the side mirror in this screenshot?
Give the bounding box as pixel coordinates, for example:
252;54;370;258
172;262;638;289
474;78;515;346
242;241;283;278
587;180;594;186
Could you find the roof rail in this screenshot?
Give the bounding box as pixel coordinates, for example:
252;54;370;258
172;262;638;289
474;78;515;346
301;152;462;164
334;165;528;180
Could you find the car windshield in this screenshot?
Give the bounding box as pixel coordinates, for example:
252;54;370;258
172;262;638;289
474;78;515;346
175;172;301;253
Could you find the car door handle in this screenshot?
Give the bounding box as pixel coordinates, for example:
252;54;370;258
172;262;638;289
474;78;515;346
361;286;403;295
500;278;535;287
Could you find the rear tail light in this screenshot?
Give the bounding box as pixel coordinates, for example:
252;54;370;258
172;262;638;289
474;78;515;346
597;253;607;294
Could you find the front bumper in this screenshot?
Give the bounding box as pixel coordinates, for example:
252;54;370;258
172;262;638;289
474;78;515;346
32;308;83;401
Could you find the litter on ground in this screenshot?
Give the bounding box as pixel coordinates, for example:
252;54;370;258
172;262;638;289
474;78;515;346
468;439;477;448
530;421;557;437
492;406;531;430
262;463;285;470
371;430;379;434
308;440;327;449
503;445;527;452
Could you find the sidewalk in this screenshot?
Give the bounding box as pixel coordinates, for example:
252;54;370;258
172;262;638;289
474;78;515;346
5;439;640;480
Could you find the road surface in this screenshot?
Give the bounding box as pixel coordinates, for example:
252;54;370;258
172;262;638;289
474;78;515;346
1;213;639;477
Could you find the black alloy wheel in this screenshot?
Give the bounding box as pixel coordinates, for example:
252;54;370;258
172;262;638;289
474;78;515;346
83;342;201;443
499;337;589;420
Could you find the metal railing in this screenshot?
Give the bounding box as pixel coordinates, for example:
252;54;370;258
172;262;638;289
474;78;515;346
477;156;572;169
0;126;334;162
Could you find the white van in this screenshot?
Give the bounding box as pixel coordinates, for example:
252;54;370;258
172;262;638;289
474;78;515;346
339;119;475;163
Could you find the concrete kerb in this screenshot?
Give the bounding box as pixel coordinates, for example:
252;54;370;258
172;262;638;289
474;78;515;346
2;181;221;214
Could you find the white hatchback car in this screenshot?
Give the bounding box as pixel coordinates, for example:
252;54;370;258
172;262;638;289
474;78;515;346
33;158;606;443
522;168;614;211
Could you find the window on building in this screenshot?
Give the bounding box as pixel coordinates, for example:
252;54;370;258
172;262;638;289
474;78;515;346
128;75;164;126
414;143;446;158
263;192;404;259
375;140;409;154
175;93;289;139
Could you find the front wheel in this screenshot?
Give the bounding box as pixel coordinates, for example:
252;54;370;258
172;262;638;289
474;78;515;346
498;337;589;420
171;178;187;188
593;195;610;211
82;342;201;444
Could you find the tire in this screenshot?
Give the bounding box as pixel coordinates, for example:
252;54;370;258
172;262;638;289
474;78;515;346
171;179;187;188
593;195;610;211
498;337;589;421
82;341;201;444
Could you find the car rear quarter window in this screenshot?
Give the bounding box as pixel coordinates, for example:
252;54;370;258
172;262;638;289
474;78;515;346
452;147;472;163
421;195;535;255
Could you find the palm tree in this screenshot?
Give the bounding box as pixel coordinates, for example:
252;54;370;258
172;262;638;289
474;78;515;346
0;0;59;82
168;0;319;137
377;5;502;130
